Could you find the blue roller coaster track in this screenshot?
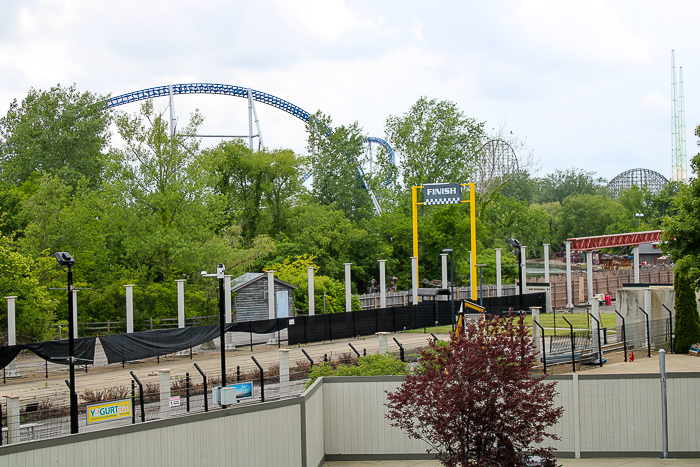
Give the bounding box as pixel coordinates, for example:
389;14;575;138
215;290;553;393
107;83;394;165
108;83;395;213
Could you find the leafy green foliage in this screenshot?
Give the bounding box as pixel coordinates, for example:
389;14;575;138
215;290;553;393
673;259;700;353
306;353;408;387
0;84;111;188
385;96;485;191
267;254;359;313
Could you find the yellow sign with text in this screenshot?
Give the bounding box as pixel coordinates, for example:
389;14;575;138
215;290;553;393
86;399;132;425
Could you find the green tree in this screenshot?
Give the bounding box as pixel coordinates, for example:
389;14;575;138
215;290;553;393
536;168;606;204
267;254;359;314
0;236;57;341
672;259;700;353
385;97;485;190
306;111;372;220
207;140;306;240
0;84;111;188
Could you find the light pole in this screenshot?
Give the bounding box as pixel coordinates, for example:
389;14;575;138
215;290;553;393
508;239;524;312
54;252;78;434
442;249;454;331
202;264;227;386
476;264;487;307
635;212;644;227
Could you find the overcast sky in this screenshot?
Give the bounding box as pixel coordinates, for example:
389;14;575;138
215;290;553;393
1;0;698;182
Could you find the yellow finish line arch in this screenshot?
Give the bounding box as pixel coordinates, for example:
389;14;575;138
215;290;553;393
411;183;477;301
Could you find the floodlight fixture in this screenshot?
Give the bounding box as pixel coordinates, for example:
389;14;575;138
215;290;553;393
54;252;75;267
508;238;521;249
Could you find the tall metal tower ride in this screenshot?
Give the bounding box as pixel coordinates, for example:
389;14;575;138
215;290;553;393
671;50;688;181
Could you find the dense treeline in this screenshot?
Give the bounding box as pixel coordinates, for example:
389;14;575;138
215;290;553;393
0;86;680;341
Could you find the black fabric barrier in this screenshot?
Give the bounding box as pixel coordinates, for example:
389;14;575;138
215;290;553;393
288;301;457;345
100;320;290;364
0;337;97;370
473;292;547;316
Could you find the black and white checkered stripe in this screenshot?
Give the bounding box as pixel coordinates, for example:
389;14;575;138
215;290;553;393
424;197;462;205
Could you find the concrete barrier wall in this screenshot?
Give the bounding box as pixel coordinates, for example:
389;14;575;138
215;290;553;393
1;373;699;465
323;376;429;458
304;378;325;467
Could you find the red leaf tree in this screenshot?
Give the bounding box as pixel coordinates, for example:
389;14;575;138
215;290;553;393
386;315;563;467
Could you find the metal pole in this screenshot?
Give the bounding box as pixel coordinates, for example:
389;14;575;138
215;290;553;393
563;316;576;373
660;349;668;459
565;241;573;309
533;319;547;374
663;304;674;353
588;312;603;367
518;249;524;312
130;371;145;422
194;363;208;412
450;252;455;331
615;310;628;362
219;275;226;386
495;248;502;297
639;307;651;358
478;265;484;307
247;88;254;151
252;356;264;402
67;267;78;434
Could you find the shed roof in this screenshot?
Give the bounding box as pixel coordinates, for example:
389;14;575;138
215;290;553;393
230;272;298;293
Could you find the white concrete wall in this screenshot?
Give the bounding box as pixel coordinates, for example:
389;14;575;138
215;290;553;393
304;378;325;467
323;376;430;456
2;373;700;464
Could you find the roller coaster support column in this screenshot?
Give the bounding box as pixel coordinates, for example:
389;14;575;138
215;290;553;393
587;252;593;301
125;284;134;334
308;267;315;316
441;253;448;290
565;242;573;309
379;260;387;309
5;296;18;377
344;263;352;312
633;245;640;283
495;248;502;297
224;275;234;349
411;257;418;305
544;244;550;284
248;88;254;151
168;85;176;137
520;246;527;305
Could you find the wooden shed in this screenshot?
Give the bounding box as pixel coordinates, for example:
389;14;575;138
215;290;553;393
231;273;298;322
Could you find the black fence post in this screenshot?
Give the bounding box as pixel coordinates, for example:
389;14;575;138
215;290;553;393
614;310;628;362
251;356;264;403
348;343;361;358
237;366;241;382
131;380;136;424
639;307;651;358
663;304;674;353
562;316;576;373
533;319;546;375
431;333;440;343
0;402;2;446
130;371;145;422
393;337;405;362
185;373;190;412
194;363;208;412
588;312;603;368
302;349;314;369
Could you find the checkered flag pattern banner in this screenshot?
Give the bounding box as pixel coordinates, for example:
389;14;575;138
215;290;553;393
423;183;463;205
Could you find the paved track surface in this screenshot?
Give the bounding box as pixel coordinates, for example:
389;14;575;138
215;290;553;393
1;332;445;400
